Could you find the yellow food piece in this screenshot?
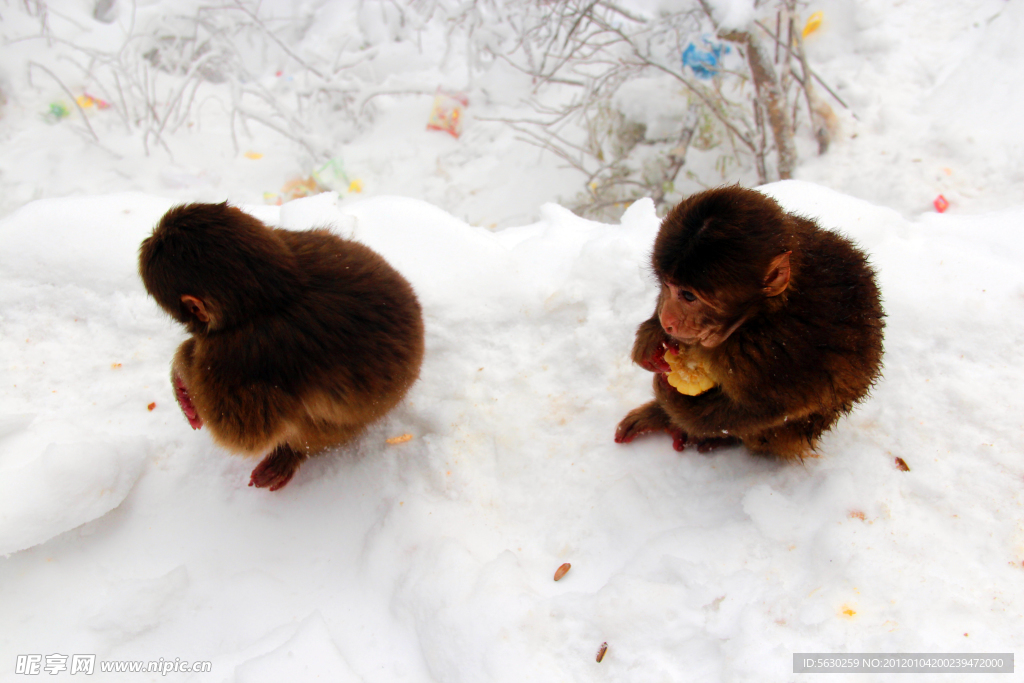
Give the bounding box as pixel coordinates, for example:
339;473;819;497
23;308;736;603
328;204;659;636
663;348;715;396
803;11;823;38
386;433;413;445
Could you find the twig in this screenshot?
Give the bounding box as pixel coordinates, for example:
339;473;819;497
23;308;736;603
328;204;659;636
586;13;758;153
720;28;795;179
229;0;326;79
753;19;848;109
596;1;647;24
651;104;699;206
234;105;319;158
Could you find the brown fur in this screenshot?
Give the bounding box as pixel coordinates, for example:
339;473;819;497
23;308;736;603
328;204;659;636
140;202;425;490
615;186;884;460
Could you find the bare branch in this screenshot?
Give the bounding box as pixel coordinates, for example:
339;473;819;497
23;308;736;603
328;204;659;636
720;28;795;178
228;0;326;80
753;18;848;109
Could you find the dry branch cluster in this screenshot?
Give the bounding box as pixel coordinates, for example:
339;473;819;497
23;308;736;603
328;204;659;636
15;0;448;161
12;0;841;217
489;0;843;219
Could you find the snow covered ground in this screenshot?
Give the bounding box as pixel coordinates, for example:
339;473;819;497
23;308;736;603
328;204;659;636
1;0;1023;681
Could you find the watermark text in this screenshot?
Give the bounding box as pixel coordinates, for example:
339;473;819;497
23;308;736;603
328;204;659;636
16;655;212;676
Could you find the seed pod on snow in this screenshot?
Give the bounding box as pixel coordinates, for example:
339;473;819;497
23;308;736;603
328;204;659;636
553;563;571;581
596;642;608;663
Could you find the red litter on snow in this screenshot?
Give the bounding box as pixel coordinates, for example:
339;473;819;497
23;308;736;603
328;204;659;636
427;89;468;138
933;194;949;213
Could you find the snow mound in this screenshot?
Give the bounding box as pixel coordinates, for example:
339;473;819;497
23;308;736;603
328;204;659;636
0;432;149;556
0;194;176;294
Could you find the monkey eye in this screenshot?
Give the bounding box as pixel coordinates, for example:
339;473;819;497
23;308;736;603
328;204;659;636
680;290;697;302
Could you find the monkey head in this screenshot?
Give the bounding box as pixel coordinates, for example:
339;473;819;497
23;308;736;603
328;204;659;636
139;202;300;334
652;187;793;348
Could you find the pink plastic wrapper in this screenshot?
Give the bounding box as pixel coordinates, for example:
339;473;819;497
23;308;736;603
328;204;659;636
427;89;469;138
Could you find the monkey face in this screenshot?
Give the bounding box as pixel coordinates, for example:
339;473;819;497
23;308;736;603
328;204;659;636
657;282;739;348
657;249;791;348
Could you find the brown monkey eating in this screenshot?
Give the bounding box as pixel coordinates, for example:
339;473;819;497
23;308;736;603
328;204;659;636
140;202;424;490
615;186;884;459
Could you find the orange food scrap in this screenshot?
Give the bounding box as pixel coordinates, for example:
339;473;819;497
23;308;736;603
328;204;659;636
386;433;413;445
849;510;866;520
895;457;910;471
111;363;122;369
596;642;608;663
147;402;156;411
554;563;571;581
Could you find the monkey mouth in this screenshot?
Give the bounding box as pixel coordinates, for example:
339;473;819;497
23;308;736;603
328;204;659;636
695;312;752;348
696;330;725;348
664;330;702;347
666;328;724;348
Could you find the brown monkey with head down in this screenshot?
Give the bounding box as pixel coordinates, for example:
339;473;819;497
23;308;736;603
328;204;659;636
615;186;884;459
140;202;424;490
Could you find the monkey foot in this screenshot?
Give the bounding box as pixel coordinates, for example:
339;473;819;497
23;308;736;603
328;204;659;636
691;436;741;454
615;419;688;452
173;375;203;429
249;446;305;491
667;427;688;451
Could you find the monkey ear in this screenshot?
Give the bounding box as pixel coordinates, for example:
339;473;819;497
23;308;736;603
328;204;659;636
180;295;211;323
763;251;792;297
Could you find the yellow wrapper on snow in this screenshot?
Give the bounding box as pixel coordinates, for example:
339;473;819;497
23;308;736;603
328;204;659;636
803;11;823;37
663;348;716;396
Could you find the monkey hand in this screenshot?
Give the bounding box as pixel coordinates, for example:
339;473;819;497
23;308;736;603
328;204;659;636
638;342;674;374
632;318;675;373
173;375;203;429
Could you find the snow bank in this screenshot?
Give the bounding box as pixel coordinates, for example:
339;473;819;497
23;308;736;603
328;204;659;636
0;193;175;294
0;186;1022;681
0;434;149;556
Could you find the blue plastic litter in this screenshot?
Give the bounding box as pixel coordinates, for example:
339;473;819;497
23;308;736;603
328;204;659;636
682;37;729;80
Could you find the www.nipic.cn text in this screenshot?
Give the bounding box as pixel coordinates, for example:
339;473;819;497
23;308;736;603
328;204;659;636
15;655;212;676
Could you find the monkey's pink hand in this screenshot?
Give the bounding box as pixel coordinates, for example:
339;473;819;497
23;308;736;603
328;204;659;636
173;375;203;430
638;342;673;374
